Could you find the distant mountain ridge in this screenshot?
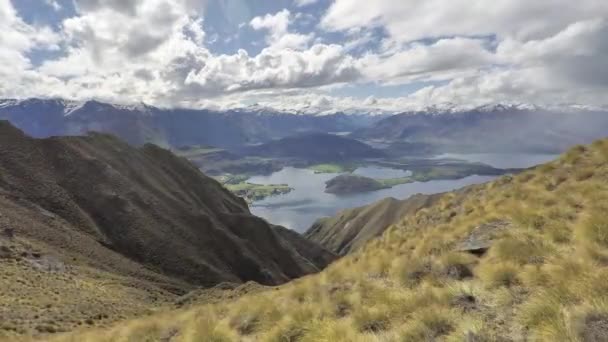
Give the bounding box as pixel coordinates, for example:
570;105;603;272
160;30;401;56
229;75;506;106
243;133;385;162
353;106;608;153
0;98;382;150
4;98;608;155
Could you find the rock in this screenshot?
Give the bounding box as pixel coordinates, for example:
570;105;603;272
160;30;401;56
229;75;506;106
27;255;66;273
456;220;511;256
579;314;608;342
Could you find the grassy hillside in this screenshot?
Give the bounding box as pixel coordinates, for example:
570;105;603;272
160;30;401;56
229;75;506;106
0;122;336;339
17;138;608;341
306;194;442;255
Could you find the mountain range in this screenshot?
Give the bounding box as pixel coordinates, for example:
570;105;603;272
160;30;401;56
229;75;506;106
0;99;380;150
3;99;608;156
242;133;385;162
353;105;608;153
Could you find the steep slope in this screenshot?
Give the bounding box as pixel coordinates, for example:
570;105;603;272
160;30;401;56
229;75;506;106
306;194;442;255
353;106;608;153
0;121;335;337
51;138;608;342
243;133;385;162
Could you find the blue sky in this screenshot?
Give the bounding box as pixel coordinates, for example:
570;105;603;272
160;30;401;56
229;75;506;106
1;0;607;113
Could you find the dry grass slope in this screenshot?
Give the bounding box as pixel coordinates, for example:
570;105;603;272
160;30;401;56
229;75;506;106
20;139;608;341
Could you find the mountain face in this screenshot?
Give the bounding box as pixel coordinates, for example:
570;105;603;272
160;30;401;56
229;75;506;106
305;194;442;254
243;133;385;162
0;120;335;286
353;106;608;153
0;98;379;150
0;121;335;335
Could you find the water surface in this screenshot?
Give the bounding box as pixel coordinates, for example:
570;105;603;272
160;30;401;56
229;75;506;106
249;167;496;232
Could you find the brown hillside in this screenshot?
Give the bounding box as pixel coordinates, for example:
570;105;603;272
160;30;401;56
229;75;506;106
0;121;334;337
305;194;442;255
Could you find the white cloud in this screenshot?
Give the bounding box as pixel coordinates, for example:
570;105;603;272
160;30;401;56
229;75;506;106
317;0;608;109
358;37;495;83
420;19;608;107
294;0;319;8
0;0;60;98
321;0;608;42
250;9;290;36
0;0;357;107
1;0;608;112
184;44;360;95
250;9;313;50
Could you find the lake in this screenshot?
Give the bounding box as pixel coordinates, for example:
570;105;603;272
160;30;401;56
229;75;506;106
249;167;496;233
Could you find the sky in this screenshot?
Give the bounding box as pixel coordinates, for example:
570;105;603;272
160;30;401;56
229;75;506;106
1;0;607;113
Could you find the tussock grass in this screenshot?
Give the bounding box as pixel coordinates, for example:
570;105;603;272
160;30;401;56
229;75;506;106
43;139;608;342
478;261;521;288
399;307;456;341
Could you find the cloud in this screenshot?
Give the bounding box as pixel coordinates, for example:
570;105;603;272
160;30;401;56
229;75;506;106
184;44;360;96
294;0;319;8
321;0;608;42
0;0;358;107
0;0;60;85
420;19;608;107
317;0;608;109
250;9;313;50
1;0;608;112
250;9;290;36
359;37;496;83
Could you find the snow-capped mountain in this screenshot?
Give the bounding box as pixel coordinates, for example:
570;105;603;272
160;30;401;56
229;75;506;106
0;98;384;149
1;97;607;154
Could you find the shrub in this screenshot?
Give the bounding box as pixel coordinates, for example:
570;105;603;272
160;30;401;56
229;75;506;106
438;252;476;280
518;292;562;329
399;307;454;342
490;235;550;265
262;318;308;342
392;257;433;288
575;168;595;181
478;262;520;288
300;319;360;342
577;209;608;247
185;311;237;342
229;312;259;335
352;305;391;333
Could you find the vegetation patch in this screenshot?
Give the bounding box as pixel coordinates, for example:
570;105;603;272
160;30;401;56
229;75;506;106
308;163;358;174
226;182;293;202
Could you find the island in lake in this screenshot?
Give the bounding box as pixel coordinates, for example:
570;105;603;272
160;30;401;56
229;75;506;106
324;174;390;194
